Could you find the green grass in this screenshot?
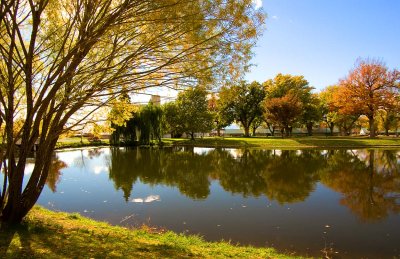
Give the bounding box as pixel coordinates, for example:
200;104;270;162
0;206;306;258
56;136;400;149
164;136;400;149
55;137;109;149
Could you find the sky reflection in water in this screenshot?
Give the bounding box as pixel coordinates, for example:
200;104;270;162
29;147;400;258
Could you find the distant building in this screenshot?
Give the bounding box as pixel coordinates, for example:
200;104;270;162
150;95;161;106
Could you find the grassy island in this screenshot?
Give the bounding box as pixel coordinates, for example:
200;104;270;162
0;207;305;259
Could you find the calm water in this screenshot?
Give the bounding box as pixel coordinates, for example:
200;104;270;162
25;147;400;258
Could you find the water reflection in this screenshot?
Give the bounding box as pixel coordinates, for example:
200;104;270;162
320;149;400;222
46;159;67;192
108;147;212;201
30;147;400;257
87;147;400;222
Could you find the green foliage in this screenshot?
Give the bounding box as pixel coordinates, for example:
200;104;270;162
208;94;232;136
264;74;313;102
138;104;163;145
177;87;214;139
110;103;162;145
162;102;184;138
377;109;398;135
300;94;323;136
218;81;266;137
109;93;137;145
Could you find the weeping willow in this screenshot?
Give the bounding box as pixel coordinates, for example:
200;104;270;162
111;104;162;145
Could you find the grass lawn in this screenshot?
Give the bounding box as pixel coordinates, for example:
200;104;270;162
56;136;400;149
163;136;400;149
0;206;305;259
56;137;109;149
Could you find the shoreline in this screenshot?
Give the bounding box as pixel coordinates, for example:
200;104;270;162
55;136;400;150
0;206;306;258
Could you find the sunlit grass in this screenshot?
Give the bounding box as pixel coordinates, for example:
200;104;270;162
56;135;400;149
0;206;305;258
56;137;109;149
164;136;400;148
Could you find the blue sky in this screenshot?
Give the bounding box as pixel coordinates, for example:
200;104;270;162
246;0;400;91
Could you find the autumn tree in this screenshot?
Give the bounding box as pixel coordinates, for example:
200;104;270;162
0;0;264;224
263;74;313;137
264;93;302;137
339;59;400;137
108;91;137;145
321;85;364;136
319;85;339;135
320;150;400;222
218;81;266;137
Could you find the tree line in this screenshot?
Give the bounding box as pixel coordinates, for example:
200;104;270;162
110;58;400;141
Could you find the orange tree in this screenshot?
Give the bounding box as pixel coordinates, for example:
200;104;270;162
263;74;314;137
338;59;400;137
321;85;363;135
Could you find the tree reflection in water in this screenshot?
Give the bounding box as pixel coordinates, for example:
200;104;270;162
320;149;400;222
45;147;400;222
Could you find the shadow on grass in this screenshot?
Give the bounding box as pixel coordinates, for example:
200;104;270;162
0;220;191;258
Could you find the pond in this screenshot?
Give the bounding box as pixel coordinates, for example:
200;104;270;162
26;147;400;258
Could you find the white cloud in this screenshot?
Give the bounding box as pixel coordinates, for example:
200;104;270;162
253;0;262;10
272;15;279;20
132;195;161;203
93;165;108;175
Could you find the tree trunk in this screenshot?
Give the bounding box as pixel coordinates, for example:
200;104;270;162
306;122;313;136
329;122;334;136
244;126;250;137
190;132;195;140
284;126;290;137
1;137;57;225
369;116;376;137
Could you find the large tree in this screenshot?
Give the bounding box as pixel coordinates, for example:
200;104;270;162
176;87;213;140
339;59;400;137
300;93;322;136
218;81;266;137
263;74;313;136
264;93;302;137
320;85;362;136
162;102;184;138
208;93;232;137
0;0;264;224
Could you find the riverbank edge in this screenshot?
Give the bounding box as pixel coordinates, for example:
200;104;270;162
1;206;306;258
55;136;400;150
